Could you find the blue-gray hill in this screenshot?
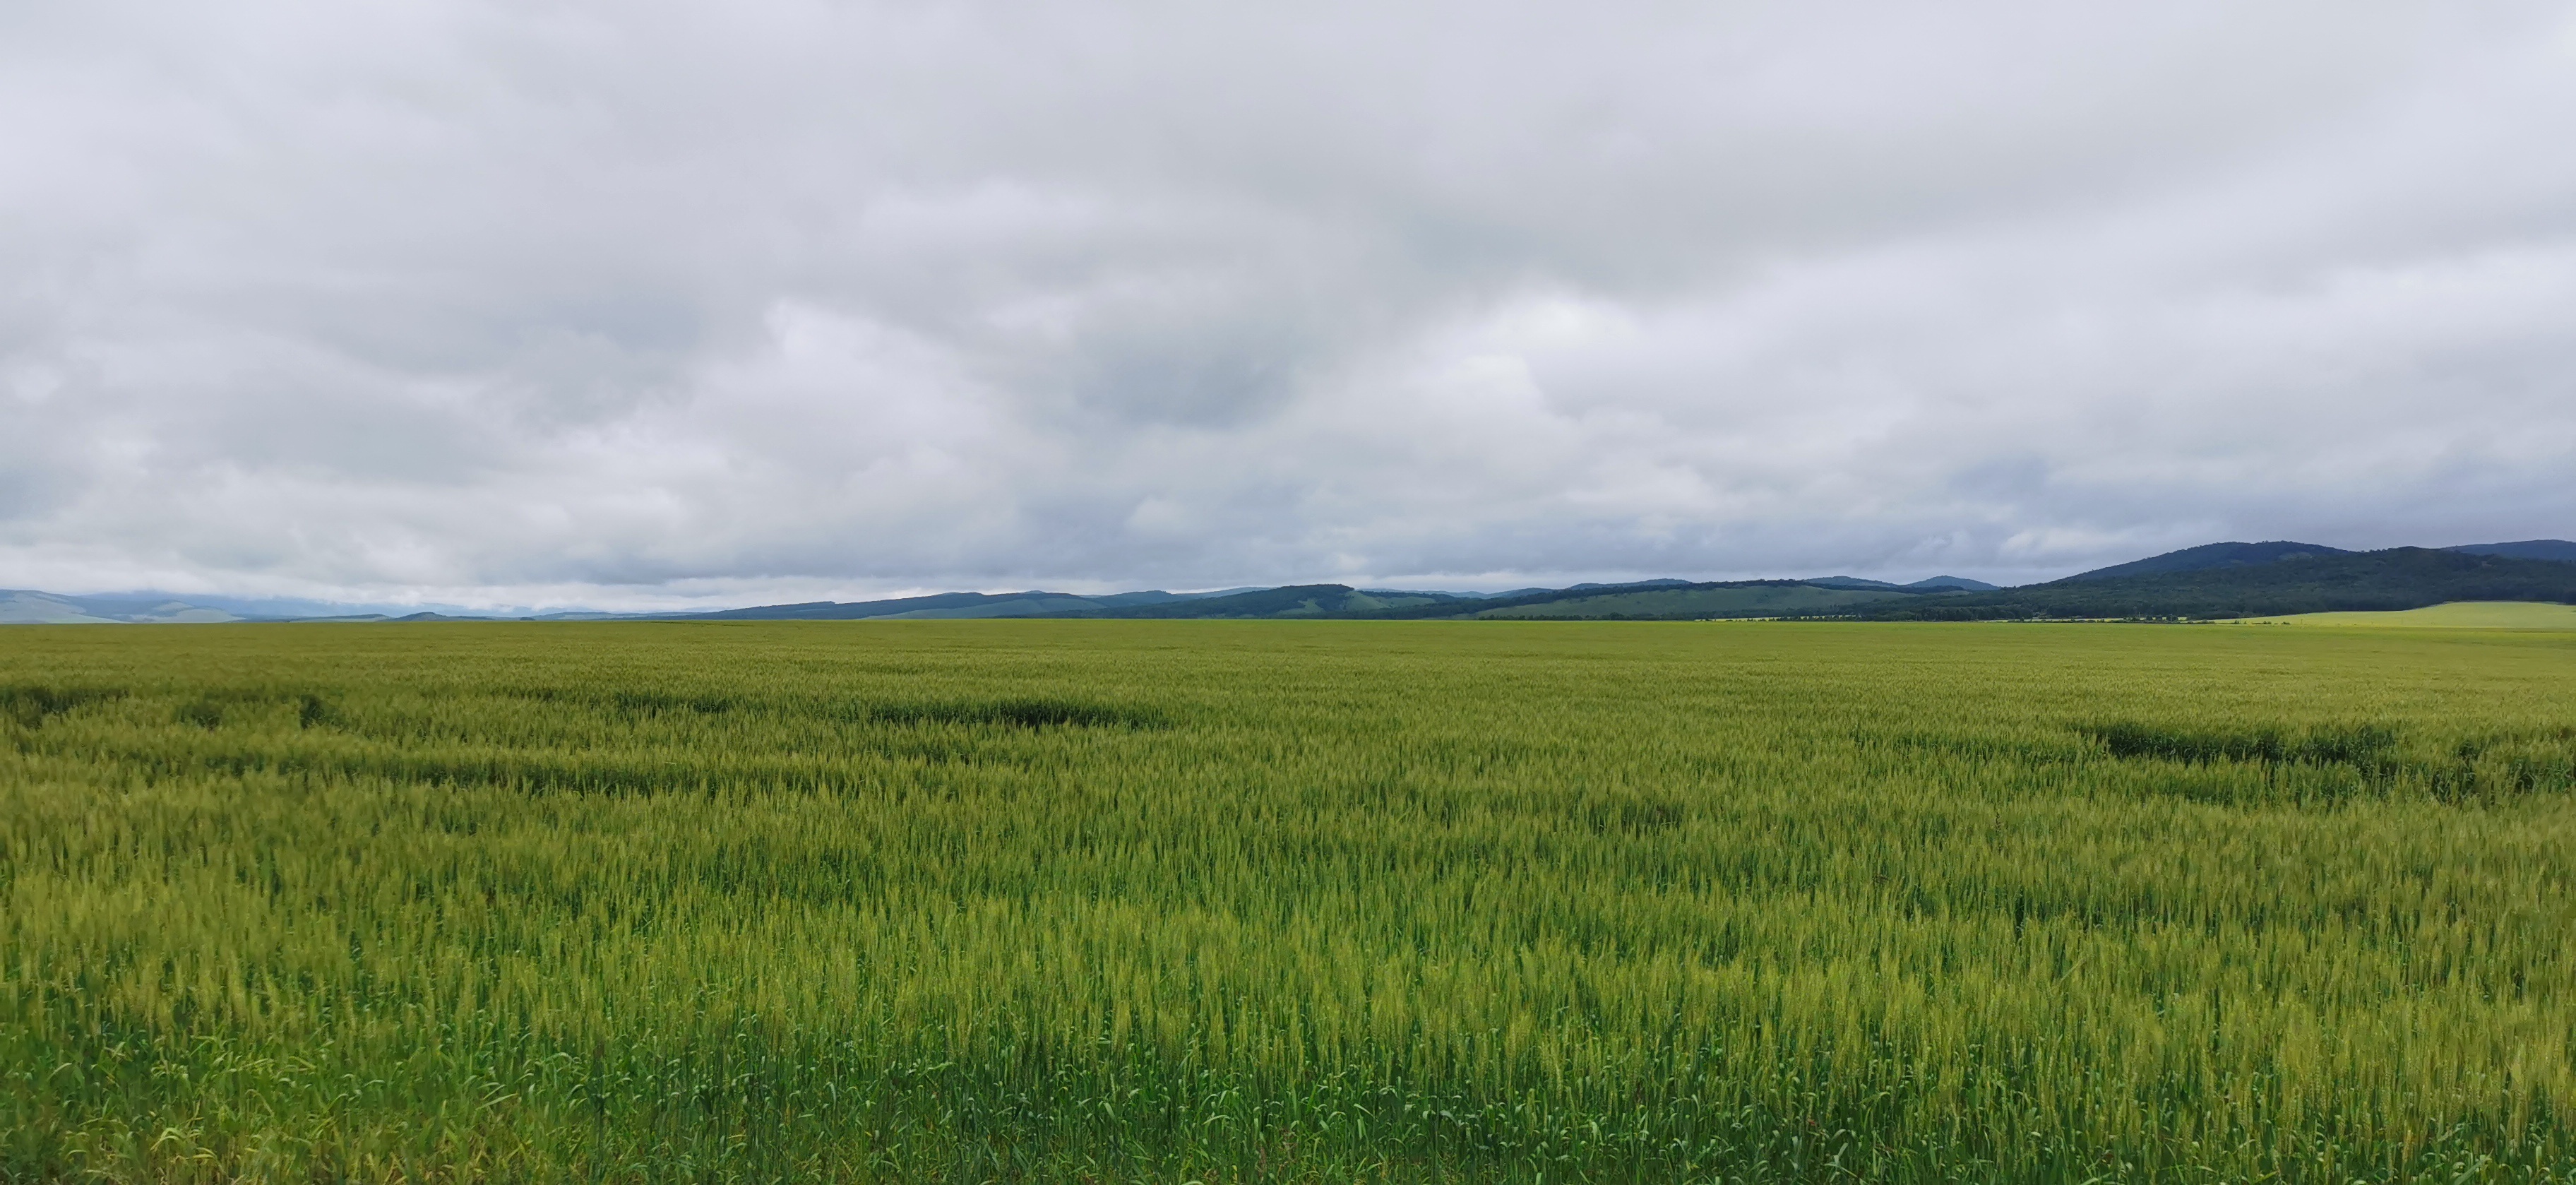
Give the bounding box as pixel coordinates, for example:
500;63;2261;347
2446;540;2576;563
2061;541;2353;583
10;540;2570;625
684;588;1236;621
1858;547;2576;621
1806;576;1998;591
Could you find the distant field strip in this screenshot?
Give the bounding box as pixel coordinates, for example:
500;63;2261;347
4;622;2572;1182
2231;600;2576;629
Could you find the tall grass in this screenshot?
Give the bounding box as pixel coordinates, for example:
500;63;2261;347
2;621;2572;1182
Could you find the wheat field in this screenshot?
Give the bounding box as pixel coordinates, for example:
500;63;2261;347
4;621;2572;1182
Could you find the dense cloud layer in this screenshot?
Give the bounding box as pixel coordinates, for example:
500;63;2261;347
6;1;2573;608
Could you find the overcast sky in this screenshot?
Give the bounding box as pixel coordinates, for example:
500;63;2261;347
6;1;2574;609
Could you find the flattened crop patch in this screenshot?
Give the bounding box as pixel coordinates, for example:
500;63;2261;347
0;684;126;730
864;698;1167;731
2081;720;2576;804
2085;721;2398;768
169;689;339;730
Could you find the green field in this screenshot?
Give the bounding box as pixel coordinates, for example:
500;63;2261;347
5;621;2574;1182
2232;602;2576;629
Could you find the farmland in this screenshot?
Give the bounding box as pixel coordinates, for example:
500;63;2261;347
2234;602;2576;630
4;621;2574;1182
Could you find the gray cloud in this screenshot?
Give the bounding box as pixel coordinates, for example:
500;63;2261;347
5;0;2573;608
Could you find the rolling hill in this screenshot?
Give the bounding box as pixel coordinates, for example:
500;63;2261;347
2447;540;2576;563
8;538;2569;624
1463;583;1915;619
0;590;246;624
1804;575;1998;592
1050;579;1938;621
686;588;1239;621
2060;540;2354;582
1857;547;2576;621
1051;585;1463;618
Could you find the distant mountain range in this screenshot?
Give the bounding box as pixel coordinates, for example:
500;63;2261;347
0;590;247;624
1803;575;1998;591
5;540;2570;624
0;590;491;625
2445;540;2576;563
1854;543;2576;621
2057;540;2354;582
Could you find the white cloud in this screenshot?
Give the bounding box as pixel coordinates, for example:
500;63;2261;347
3;0;2572;607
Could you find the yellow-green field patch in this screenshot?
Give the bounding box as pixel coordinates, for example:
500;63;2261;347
2231;599;2576;629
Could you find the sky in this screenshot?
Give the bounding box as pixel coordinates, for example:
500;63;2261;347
6;1;2575;611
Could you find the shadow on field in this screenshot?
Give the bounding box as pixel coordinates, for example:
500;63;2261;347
863;698;1169;731
2081;720;2576;806
172;689;336;730
503;687;1169;732
513;687;740;716
6;683;1175;795
0;684;126;729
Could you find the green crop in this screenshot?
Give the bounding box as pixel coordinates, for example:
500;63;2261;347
2;621;2572;1182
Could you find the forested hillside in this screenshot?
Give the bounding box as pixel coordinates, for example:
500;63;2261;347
1858;548;2576;620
